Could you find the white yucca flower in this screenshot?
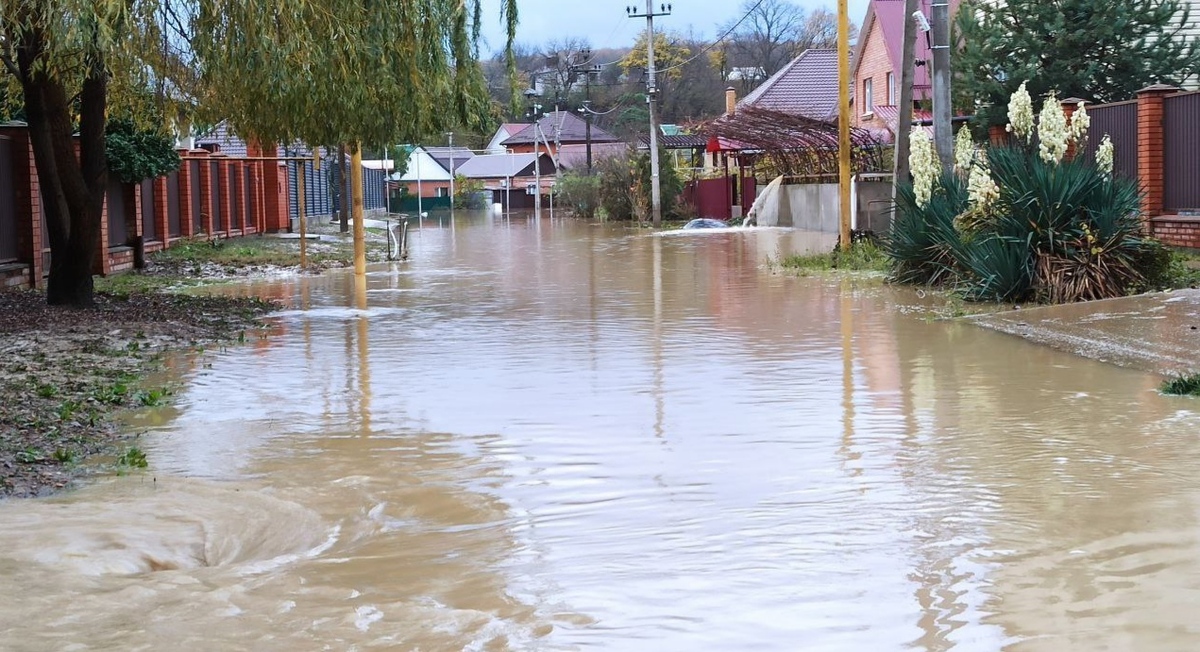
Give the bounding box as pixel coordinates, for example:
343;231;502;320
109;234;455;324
953;127;975;175
910;129;937;207
1096;134;1114;178
1037;91;1069;164
967;159;1000;208
1006;81;1035;142
1068;101;1090;146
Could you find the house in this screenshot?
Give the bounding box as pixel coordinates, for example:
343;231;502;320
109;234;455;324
498;111;622;156
850;0;961;140
455;153;557;209
738;49;838;118
392;146;454;199
486;123;529;154
423;146;476;175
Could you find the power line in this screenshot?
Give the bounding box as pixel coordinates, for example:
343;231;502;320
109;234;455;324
655;0;766;75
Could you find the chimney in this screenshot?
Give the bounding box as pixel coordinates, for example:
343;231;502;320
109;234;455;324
725;87;737;116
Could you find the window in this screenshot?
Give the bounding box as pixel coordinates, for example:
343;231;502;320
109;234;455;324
887;72;896;106
863;78;874;115
436;187;449;198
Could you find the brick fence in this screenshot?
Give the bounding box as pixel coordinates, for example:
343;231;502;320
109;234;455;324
0;128;291;289
988;85;1200;250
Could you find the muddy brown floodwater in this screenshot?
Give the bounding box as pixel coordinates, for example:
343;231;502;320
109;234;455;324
2;213;1199;651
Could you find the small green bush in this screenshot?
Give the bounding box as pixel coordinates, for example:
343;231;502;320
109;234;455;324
557;172;601;219
106;118;182;183
1161;374;1200;396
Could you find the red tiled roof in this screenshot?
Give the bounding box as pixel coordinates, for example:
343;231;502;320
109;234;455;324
870;105;933;142
739;49;839;119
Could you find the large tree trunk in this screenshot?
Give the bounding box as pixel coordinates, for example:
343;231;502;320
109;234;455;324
16;19;108;308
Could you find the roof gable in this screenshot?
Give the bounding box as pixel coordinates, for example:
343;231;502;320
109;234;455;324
739;49;839;119
395;147;453;182
500;111;621;146
850;0;962;96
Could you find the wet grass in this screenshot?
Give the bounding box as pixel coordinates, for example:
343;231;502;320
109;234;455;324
1160;250;1200;290
778;241;891;274
1161;373;1200;396
153;238;314;268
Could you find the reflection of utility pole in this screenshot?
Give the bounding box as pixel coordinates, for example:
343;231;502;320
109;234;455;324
627;1;672;228
931;0;953;174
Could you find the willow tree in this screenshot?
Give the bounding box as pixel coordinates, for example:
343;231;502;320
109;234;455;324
1;0;517;307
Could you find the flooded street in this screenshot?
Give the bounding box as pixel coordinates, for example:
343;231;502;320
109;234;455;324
3;214;1200;651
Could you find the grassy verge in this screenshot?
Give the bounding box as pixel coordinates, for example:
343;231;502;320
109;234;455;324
777;240;892;275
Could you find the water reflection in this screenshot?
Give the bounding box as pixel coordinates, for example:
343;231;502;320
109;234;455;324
1;215;1199;650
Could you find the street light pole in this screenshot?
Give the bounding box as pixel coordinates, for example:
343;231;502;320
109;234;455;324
628;2;672;227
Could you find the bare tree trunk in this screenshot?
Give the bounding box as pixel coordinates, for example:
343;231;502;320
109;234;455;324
17;19;108;307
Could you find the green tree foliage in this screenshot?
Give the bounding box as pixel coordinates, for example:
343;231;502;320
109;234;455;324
105;118;181;183
1;0;518;307
955;0;1200;126
597;147;683;222
557;172;601;218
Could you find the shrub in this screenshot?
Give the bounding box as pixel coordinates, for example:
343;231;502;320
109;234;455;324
595;147;683;222
884;83;1155;304
106;118;182;183
557;172;601;218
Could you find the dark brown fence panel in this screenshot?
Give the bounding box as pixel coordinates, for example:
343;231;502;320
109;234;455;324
140;180;157;242
245;164;256;230
1164;92;1200;212
1080;100;1137;182
189;160;202;232
166;170;181;238
210;161;223;232
230;165;242;230
106;179;128;246
0;136;17;262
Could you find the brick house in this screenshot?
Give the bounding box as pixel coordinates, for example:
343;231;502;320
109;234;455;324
498;111;622;157
850;0;961;141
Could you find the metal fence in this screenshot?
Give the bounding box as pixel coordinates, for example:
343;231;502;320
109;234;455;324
0;136;16;262
1079;100;1137;182
1164;91;1200;212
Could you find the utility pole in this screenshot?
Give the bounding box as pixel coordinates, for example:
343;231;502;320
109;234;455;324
446;132;455;216
351;143;365;277
526;95;543;216
837;0;851;251
931;0;953;174
570;49;600;174
894;0;921;199
628;2;672;228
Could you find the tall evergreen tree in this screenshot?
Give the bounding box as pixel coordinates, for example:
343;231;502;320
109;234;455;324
955;0;1200;126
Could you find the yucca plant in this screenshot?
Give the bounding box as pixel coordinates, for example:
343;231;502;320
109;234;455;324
884;171;968;286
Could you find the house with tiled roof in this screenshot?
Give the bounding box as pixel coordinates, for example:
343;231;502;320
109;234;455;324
486;123;529;154
499;111;622;156
851;0;961;141
738;48;839;118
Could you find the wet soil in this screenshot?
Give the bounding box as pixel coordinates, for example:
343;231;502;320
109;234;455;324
0;290;277;498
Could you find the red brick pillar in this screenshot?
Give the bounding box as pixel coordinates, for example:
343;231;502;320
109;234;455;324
177;150;195;237
1061;97;1085;161
152;176;170;243
987;124;1007;147
1137;84;1177;222
254;141;289;233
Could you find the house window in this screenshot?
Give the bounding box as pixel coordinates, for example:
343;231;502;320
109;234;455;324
887;72;896;106
863;78;874;115
436;187;449;198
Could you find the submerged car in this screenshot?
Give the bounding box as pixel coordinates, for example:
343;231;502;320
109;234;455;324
682;218;730;229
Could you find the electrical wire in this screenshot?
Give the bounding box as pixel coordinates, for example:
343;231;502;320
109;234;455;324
654;0;767;75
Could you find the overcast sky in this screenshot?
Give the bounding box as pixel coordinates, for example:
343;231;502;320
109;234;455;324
477;0;871;54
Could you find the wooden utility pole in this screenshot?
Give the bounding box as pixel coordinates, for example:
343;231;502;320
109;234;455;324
837;0;852;250
351;144;366;277
894;0;921;197
931;0;953;174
